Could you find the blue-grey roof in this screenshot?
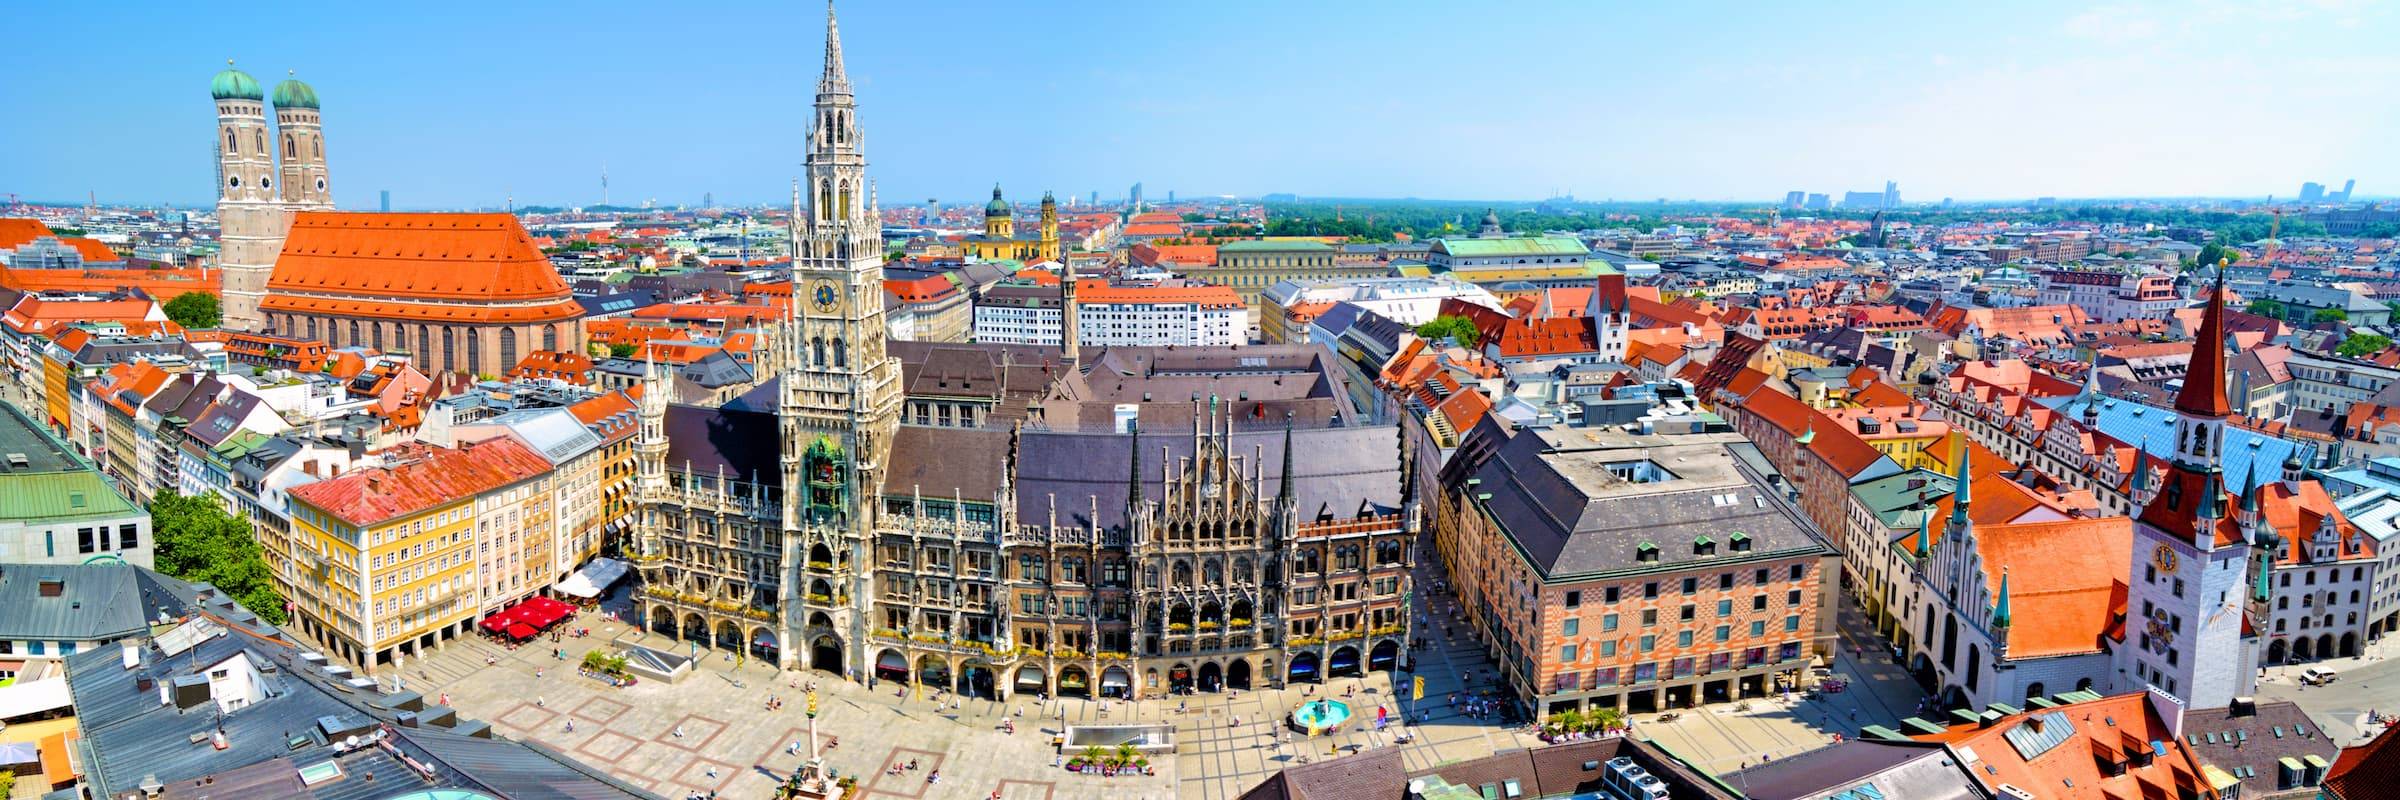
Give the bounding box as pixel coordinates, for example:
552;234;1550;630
483;407;602;464
65;597;654;799
1015;425;1403;533
2037;395;2303;482
575;289;658;317
0;563;197;643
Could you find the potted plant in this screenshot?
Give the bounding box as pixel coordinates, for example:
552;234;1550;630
1078;745;1108;773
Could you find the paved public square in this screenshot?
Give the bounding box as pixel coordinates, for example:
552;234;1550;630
2257;635;2400;747
394;554;1931;799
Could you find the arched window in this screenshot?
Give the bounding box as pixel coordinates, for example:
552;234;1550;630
543;325;558;353
442;328;455;368
284;135;296;158
465;330;481;374
226;129;238;153
370;322;383;350
818;181;833;222
253;130;265;153
1172;562;1193;587
811;337;825;366
832;338;846;368
499;327;518;372
418;327;431;362
348;321;361;347
838;180;851;221
313;138;321;158
1202;559;1222;586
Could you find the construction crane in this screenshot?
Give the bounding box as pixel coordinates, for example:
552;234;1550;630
2265;208;2283;261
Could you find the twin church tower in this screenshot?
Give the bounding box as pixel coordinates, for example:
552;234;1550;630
209;63;333;331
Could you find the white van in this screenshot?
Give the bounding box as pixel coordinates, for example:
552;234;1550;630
2301;667;2338;686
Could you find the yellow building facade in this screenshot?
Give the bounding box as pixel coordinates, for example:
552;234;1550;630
283;438;554;673
962;185;1059;263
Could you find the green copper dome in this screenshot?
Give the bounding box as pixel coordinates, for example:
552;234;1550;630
272;75;319;109
211;63;263;101
985;184;1010;216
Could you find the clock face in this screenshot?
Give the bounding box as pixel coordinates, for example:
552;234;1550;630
811;281;839;314
2154;544;2178;573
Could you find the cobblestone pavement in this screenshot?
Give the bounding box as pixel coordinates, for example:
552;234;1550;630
1632;594;1931;775
405;569;1540;799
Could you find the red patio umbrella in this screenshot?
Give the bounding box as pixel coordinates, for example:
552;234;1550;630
504;622;539;641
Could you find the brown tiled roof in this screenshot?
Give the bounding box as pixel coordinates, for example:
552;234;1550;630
263;212;580;324
2328;722;2400;800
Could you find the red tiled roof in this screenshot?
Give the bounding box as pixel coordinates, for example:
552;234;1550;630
1077;279;1243;309
262;212;580;324
2327;723;2400;800
0;218;55;248
287;439;551;526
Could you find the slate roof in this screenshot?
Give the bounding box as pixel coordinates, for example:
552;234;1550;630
661;403;779;482
1015;425;1402;533
1238;736;1734;800
1466;428;1835;579
0;563;197;643
1717;738;1986;800
2037;395;2304;484
884;426;1011;499
64;591;653;799
2180;699;2338;800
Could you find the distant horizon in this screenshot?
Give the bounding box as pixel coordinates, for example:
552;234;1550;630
20;193;2385;216
9;1;2397;209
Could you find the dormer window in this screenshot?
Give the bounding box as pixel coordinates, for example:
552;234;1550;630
1636;543;1659;563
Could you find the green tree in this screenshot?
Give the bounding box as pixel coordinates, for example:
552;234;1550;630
2195;242;2231;268
1414;314;1482;345
2313;307;2350;324
162;291;222;329
608;342;638;359
2244;299;2287;319
149;492;285;625
2339;333;2392;358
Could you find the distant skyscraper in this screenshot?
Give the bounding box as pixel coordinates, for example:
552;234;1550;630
1782;191;1805;209
2300;182;2326;203
1088;190;1098;207
1804;193;1830;211
1883;180;1899;209
2339;179;2357;202
379;189;389;212
1167;190;1176;204
1129;181;1144;210
1842;190;1883;209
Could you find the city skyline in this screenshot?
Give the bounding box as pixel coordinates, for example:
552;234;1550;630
7;0;2399;209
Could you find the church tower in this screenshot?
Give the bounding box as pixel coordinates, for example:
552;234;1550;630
271;73;333;209
1039;190;1060;261
984;185;1014;238
213;62;280;331
779;0;902;674
2119;265;2258;710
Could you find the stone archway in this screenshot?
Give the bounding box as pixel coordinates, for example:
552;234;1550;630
2024;682;2046;703
1329;646;1361;678
917;655;951;687
1169;663;1195;693
2295;636;2315;661
715;620;743;652
812;635;845;675
1100;666;1131;699
1227;658;1253;690
2342;632;2360;658
1058;665;1091;698
1015;665;1048;697
2268;638;2288;665
1369;639;1400;671
651;605;677;636
682;613;708;645
876;649;909;683
1290;652;1321;683
751;626;780;661
959;659;995;699
1198;662;1223;692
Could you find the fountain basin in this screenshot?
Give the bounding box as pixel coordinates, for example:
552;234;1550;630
1289;699;1352;733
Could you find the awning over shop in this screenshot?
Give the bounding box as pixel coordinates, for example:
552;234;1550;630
0;678;73;724
556;557;630;599
505;622;539;641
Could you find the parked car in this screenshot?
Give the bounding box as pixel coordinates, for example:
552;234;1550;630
2301;667;2339;686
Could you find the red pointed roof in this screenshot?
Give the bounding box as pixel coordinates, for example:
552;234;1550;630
2174;277;2231;419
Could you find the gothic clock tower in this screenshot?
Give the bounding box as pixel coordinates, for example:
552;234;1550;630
779;0;902;675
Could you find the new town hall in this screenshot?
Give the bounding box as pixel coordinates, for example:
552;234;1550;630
626;8;1417;701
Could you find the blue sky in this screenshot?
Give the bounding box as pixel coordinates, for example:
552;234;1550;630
7;0;2398;209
